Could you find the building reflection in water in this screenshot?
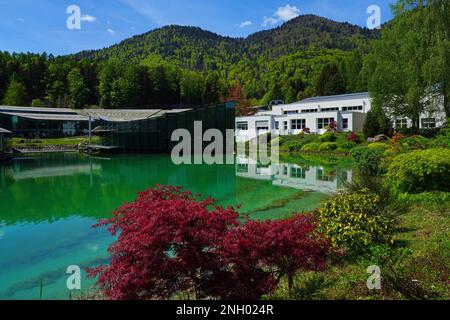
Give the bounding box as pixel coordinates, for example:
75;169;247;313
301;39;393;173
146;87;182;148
236;156;352;194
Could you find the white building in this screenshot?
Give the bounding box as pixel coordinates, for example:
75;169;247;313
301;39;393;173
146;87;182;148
235;91;447;142
236;92;371;142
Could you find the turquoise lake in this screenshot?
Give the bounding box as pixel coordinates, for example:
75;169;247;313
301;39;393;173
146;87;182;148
0;153;353;299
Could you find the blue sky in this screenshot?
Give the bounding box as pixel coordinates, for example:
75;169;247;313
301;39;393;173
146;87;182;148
0;0;395;56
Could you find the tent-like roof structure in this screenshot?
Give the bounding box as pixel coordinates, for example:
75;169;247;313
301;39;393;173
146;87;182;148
78;109;192;122
0;105;193;123
0;112;89;122
0;127;12;134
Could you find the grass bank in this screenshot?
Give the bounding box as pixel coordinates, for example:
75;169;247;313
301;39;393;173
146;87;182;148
12;136;101;149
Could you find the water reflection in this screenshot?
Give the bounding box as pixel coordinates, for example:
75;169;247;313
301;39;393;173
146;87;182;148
0;153;353;299
236;156;353;194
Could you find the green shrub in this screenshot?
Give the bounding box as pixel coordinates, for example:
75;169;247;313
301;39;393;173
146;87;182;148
316;189;394;252
386;148;450;193
339;142;357;151
301;143;321;152
318;142;338;151
320;131;337;143
350;146;385;175
367;142;389;150
431;132;450;148
399;135;430;151
286;142;303;153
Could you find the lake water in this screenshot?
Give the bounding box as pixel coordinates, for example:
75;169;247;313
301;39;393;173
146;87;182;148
0;153;353;300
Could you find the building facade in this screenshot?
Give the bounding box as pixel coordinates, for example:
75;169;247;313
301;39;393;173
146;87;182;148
0;106;90;138
235;92;371;142
235;92;447;142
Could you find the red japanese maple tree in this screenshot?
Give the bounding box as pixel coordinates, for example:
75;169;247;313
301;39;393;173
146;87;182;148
89;185;331;300
88;185;239;300
223;215;331;295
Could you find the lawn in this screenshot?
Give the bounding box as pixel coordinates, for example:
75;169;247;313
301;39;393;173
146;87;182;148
12;136;101;148
267;202;450;300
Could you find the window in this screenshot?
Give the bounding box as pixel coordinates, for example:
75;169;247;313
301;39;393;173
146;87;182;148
256;121;269;130
321;107;339;112
290;167;306;179
342;118;349;130
237;164;248;173
317;118;335;129
421;118;436;129
342;106;363;111
275;121;279;130
291;119;306;130
301;109;318;113
395;119;408;129
236;122;248;130
283;121;288;130
284;110;299;115
316;169;335;182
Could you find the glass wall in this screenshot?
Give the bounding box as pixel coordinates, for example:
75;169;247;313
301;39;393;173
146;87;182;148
98;104;235;153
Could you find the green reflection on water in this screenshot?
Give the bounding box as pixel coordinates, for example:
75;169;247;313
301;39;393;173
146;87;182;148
0;153;352;299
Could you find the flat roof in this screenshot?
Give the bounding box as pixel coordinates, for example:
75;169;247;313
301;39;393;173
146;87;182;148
298;92;370;104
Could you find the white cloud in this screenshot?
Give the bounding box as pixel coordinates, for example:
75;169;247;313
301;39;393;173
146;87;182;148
263;4;300;27
275;4;300;22
107;28;116;35
81;14;97;23
262;17;278;27
238;21;252;28
17;17;25;23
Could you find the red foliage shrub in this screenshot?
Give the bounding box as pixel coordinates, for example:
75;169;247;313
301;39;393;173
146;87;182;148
223;215;331;295
347;132;361;143
87;185;239;300
328;121;337;132
89;185;332;300
303;127;311;134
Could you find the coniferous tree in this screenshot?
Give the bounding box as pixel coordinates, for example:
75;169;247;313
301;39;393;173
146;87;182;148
316;63;346;96
363;105;392;138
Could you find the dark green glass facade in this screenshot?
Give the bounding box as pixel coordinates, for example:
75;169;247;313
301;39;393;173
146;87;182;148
98;104;235;153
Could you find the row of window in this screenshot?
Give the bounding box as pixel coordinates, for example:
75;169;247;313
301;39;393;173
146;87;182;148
239;118;344;131
281;106;363;114
239;117;437;131
342;106;364;111
395;118;437;129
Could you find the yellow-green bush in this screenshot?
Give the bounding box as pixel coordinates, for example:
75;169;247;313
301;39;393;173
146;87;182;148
316;189;394;252
367;142;389;150
320;131;337;143
386;148;450;193
318;142;338;151
301;143;321;152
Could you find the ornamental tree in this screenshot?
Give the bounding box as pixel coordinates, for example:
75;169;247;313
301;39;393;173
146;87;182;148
88;185;239;300
89;186;332;300
223;215;331;295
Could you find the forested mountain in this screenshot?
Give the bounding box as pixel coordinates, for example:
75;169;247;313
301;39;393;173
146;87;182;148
76;15;378;68
0;14;379;110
